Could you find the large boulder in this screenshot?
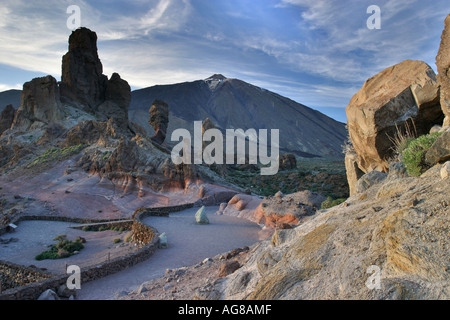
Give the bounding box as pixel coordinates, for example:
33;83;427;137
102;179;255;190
346;60;443;173
436;14;450;127
60;27;108;112
0;104;15;135
12;75;63;131
425;131;450;165
195;206;209;225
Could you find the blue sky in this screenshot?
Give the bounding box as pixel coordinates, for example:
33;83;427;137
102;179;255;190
0;0;449;123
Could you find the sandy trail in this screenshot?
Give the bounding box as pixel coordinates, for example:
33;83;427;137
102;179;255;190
77;206;267;300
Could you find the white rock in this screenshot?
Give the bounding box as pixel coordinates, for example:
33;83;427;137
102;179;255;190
441;162;450;179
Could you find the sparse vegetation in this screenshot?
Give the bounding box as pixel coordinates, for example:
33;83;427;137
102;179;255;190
27;144;85;168
224;158;348;199
401;132;443;177
35;235;84;261
320;197;346;210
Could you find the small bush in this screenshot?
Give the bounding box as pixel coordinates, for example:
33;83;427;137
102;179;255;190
35;237;84;261
113;238;121;244
321;197;346;210
401;132;443;177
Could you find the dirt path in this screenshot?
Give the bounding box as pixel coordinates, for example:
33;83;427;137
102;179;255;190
77;206;268;300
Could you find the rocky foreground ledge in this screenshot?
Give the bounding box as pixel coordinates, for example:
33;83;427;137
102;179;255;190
122;161;449;300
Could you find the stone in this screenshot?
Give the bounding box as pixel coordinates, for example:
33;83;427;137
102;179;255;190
60;27;108;112
425;131;450;166
430;125;442;134
388;162;409;179
436;14;450;127
115;291;128;299
158;232;168;249
441;161;450;179
12;76;63;131
356;170;388;193
137;283;149;294
57;284;77;298
218;260;241;278
0;105;15;135
149;100;169;145
345;150;365;196
346;60;443;173
37;289;60;300
279;154;297;170
195;206;209;225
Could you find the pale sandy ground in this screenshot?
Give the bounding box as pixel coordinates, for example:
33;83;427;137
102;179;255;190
77;206;268;300
0;220;137;273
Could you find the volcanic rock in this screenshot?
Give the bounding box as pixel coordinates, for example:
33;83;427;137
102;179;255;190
0;104;15;135
60;27;108;112
149;100;169;145
436;14;450;127
346;60;443;173
425;131;450;165
12;75;63;131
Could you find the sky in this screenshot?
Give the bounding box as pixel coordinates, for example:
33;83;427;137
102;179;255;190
0;0;449;123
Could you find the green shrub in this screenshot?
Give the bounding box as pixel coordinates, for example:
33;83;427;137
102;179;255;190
401;132;443;177
321;197;346;210
113;238;121;244
35;237;84;261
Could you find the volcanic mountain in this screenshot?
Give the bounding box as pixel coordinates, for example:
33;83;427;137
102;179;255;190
0;89;21;112
129;74;347;158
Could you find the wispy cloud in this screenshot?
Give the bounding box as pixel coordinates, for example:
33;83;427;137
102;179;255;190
0;0;448;122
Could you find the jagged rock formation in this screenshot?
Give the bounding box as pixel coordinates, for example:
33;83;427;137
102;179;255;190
202;118;227;176
346;60;443;174
60;27;108;112
12;76;63;132
148;100;169;145
98;73;131;130
0;105;15;135
436;14;450;127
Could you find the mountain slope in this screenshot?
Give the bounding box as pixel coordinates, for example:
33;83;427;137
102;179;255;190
129;75;347;158
0;89;21;112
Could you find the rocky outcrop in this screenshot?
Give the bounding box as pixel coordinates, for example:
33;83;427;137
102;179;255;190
60;27;108;112
98;73;131;130
202;118;227;176
208;162;450;300
12;76;63;131
346;60;443;173
436;14;450;127
0;105;15;135
345;150;365;196
148;100;169;145
254;191;326;229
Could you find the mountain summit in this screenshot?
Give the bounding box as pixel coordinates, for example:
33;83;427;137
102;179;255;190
129;76;347;157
